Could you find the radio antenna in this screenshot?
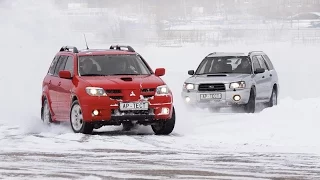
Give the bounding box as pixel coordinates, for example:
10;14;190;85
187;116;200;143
83;34;89;50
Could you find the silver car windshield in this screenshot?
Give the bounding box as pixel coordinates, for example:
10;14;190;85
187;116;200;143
195;56;252;75
78;55;152;76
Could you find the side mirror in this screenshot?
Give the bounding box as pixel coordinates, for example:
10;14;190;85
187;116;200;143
254;68;265;74
188;70;195;75
155;68;165;76
59;70;72;79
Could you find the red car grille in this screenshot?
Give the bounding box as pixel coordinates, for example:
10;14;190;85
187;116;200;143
105;89;155;100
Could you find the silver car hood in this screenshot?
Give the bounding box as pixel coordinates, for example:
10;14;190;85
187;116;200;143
186;74;252;84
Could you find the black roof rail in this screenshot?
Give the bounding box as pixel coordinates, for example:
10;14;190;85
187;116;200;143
109;45;135;52
59;46;79;53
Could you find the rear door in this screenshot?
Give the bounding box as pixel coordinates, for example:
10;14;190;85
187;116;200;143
57;55;75;121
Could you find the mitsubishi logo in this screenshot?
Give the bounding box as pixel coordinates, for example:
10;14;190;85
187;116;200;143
130;91;136;96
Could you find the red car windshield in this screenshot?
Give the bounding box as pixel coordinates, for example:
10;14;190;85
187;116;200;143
78;55;152;76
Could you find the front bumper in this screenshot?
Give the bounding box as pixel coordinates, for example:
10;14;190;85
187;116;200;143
181;88;251;108
78;95;173;122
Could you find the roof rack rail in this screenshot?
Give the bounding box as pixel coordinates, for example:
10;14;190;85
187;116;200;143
248;51;263;55
109;45;135;52
59;46;79;53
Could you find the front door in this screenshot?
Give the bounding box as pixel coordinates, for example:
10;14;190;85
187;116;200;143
56;55;74;121
51;55;68;120
251;56;265;101
257;55;273;99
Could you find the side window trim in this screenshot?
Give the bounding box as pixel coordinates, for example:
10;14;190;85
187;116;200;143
64;55;74;76
257;55;269;71
262;55;274;70
252;55;261;71
48;55;60;76
53;55;68;77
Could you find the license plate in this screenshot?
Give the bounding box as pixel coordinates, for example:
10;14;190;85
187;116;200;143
200;93;222;100
119;102;149;111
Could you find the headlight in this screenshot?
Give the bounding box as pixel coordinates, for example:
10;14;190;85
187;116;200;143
230;81;246;89
156;85;170;95
85;87;107;96
183;83;195;90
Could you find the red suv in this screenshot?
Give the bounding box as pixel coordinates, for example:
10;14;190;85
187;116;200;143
41;45;175;135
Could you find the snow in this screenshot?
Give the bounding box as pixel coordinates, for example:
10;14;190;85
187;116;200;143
1;0;320;179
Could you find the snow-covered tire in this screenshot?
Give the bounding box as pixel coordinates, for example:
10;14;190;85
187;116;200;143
41;98;52;125
70;100;93;134
244;89;256;113
268;88;277;107
151;106;176;135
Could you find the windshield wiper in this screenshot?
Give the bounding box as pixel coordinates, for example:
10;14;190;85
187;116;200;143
110;73;139;75
81;74;106;76
216;72;233;74
196;72;232;75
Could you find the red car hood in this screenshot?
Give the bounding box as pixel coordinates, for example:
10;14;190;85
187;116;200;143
79;75;165;90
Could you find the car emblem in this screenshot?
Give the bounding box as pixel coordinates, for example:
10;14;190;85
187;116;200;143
209;85;215;88
130;91;136;96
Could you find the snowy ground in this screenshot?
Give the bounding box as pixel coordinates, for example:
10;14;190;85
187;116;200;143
1;0;320;179
1;43;320;180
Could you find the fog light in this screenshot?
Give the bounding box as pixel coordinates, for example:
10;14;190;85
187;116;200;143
93;110;99;116
185;97;191;102
161;108;170;115
233;95;241;101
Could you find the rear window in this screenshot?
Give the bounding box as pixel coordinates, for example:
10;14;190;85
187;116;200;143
78;55;152;76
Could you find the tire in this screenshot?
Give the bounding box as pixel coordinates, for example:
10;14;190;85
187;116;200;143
268;88;277;107
244;89;256;113
41;99;52;125
70;100;93;134
151;106;176;135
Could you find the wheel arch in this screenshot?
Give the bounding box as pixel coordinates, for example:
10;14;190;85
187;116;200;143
41;93;54;116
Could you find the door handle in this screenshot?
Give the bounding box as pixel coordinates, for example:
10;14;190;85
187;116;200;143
262;76;265;78
48;80;51;85
58;82;61;86
270;74;272;77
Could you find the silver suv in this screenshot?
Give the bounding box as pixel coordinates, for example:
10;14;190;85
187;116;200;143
181;51;279;113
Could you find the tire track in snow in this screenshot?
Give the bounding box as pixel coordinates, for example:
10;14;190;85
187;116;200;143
1;124;319;180
0;148;319;180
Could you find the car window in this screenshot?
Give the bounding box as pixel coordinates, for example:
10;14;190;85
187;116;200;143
252;56;261;71
195;56;252;74
64;56;74;75
262;55;274;70
257;55;269;70
48;55;59;75
54;55;68;76
78;55;152;76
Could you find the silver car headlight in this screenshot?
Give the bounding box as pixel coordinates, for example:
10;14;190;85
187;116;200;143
85;87;107;96
156;85;170;95
183;83;195;90
230;81;246;89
